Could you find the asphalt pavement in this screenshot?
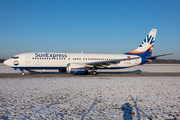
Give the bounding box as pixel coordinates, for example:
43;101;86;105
0;72;180;78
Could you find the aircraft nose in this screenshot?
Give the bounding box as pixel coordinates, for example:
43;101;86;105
3;59;11;66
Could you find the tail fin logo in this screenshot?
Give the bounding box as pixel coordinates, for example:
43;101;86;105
124;29;157;56
139;35;155;47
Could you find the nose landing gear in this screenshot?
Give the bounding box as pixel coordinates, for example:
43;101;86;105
21;69;25;75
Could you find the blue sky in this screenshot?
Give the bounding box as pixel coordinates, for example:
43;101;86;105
0;0;180;59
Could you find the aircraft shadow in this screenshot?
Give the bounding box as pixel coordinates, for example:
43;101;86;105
30;72;67;75
97;69;142;74
29;69;142;75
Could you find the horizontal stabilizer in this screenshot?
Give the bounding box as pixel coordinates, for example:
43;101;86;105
146;53;174;59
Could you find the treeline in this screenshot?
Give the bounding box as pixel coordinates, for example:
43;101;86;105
0;58;180;64
0;59;6;63
148;59;180;64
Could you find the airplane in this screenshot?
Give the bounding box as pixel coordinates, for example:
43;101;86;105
3;29;173;75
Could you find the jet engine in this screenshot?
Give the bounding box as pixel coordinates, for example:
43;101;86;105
66;63;88;74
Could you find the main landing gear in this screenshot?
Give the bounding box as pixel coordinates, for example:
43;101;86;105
91;70;97;75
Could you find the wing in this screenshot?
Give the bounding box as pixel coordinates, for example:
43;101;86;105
85;57;140;68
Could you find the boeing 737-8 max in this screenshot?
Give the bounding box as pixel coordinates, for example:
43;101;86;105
4;29;173;75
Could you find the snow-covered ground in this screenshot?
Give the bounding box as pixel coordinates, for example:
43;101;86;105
0;64;180;119
1;63;180;73
0;77;180;119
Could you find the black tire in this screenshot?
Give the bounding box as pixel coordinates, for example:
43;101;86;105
91;71;97;75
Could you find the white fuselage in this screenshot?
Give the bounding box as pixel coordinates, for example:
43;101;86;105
4;52;142;70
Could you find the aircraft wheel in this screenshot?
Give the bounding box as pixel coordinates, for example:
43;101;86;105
91;71;97;75
21;69;25;75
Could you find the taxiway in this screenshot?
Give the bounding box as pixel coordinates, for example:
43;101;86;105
0;72;180;78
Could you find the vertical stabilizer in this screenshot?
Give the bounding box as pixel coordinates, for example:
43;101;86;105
124;29;157;57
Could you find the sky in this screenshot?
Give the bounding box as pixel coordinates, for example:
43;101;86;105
0;0;180;59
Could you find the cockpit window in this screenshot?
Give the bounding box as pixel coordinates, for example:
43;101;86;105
11;56;19;59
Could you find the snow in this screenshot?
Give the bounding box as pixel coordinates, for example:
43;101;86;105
1;63;180;119
0;77;180;119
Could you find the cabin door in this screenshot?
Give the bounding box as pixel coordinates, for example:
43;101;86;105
26;54;31;63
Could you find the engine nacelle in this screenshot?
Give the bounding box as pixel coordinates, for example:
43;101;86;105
66;63;87;74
